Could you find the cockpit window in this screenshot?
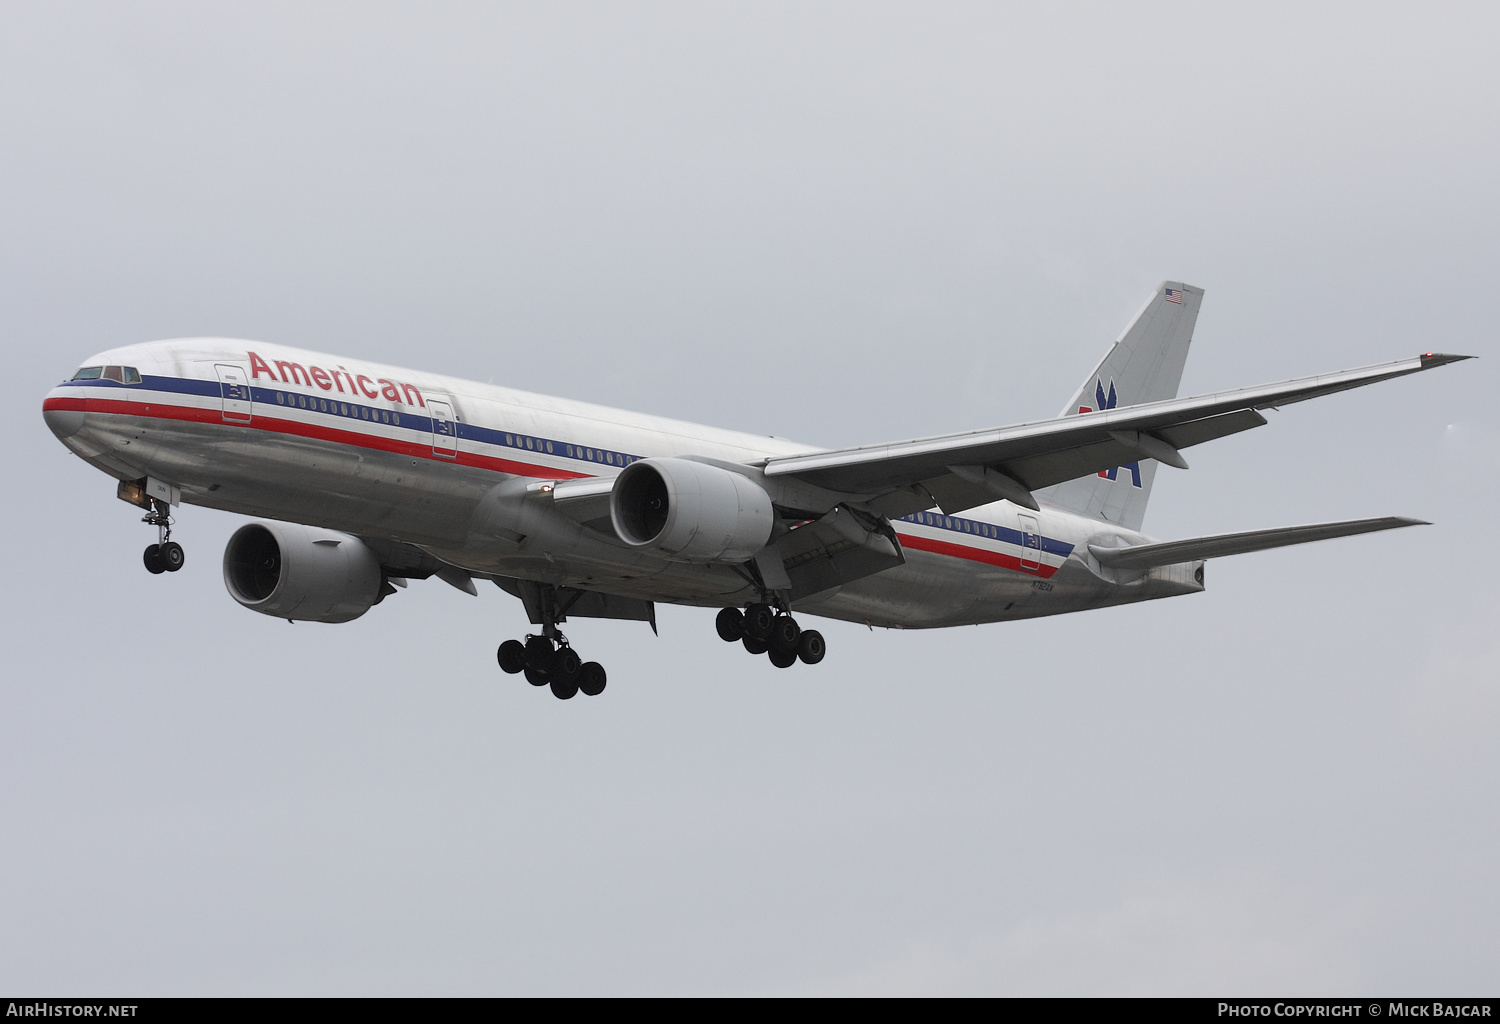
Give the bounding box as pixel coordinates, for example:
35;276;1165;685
74;365;141;384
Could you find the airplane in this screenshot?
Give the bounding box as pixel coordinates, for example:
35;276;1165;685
41;282;1470;699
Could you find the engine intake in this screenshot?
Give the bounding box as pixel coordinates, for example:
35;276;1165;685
610;458;774;563
223;522;384;623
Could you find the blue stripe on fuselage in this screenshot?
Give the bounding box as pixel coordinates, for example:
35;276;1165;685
59;374;1075;559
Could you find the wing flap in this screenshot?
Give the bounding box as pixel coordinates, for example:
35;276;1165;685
1153;408;1268;450
770;505;906;599
1088;516;1427;571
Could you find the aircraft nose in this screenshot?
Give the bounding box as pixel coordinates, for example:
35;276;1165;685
42;391;85;439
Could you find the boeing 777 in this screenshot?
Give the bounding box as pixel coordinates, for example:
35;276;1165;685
41;282;1469;698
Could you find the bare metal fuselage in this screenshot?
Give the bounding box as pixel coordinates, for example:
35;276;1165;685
43;338;1203;628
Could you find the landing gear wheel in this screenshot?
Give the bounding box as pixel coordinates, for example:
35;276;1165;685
578;662;607;696
497;640;526;674
742;635;769;655
159;541;185;572
550;675;579;700
552;646;582;681
143;544;166;574
743;603;775;642
524;666;550;687
524;635;555;672
768;647;798;669
769;615;801;655
797;629;826;665
715;607;745;642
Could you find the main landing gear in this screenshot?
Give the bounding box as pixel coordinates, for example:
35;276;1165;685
141;498;185;575
496;633;607;700
715;604;826;669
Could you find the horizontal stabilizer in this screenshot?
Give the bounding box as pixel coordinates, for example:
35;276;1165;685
1088;516;1428;571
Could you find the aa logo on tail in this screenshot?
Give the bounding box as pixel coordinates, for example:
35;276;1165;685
1077;379;1142;487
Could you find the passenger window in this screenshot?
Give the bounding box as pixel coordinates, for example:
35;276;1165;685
72;366;103;380
123;367;141;384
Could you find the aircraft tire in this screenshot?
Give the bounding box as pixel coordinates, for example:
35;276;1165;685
715;607;745;642
549;676;579;700
143;544;166;574
769;615;801;654
743;603;775;641
497;640;526;674
524;666;550;687
524;635;555;672
578;662;607;697
768;647;797;669
553;646;582;681
160;541;185;572
797;630;826;665
742;635;769;655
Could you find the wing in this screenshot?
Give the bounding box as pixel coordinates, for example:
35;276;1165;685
762;353;1471;516
1088;516;1426;572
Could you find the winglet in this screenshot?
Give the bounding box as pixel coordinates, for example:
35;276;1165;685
1420;352;1476;368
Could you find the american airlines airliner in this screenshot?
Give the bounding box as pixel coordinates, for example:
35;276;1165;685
42;283;1469;699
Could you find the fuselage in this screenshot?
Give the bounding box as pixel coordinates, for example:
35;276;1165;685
42;338;1202;628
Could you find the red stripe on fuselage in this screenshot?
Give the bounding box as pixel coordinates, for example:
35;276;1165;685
895;531;1059;578
48;395;1063;578
43;395;588;482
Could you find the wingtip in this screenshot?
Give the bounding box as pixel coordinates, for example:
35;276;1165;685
1420;352;1476;368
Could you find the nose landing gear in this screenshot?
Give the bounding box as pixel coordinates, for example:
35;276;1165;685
141;499;185;574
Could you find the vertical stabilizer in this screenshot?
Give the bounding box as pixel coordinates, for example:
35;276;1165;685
1034;282;1203;531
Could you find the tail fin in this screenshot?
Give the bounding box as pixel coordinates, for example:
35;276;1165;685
1035;281;1203;530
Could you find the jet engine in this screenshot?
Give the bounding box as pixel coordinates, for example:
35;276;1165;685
223;522;385;623
610;457;774;563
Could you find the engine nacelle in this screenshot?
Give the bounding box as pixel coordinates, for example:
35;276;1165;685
223;522;384;623
610;457;774;563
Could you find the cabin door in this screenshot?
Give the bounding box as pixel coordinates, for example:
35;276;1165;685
1018;514;1041;572
216;364;252;423
429;399;458;458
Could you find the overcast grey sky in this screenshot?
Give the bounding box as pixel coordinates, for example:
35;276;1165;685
2;2;1495;995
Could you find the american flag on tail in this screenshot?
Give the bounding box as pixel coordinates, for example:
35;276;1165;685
1164;288;1183;304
